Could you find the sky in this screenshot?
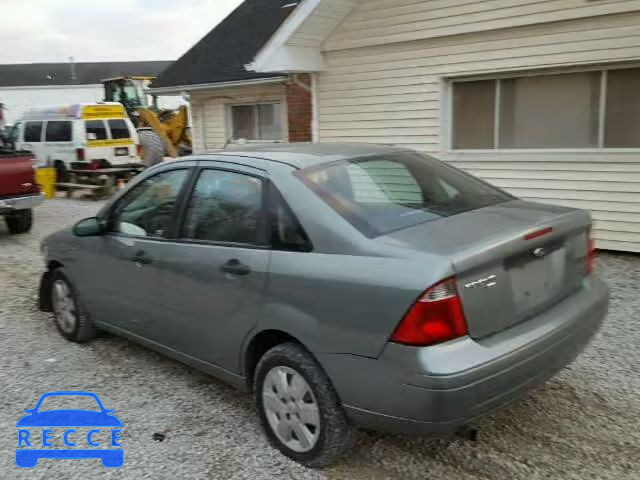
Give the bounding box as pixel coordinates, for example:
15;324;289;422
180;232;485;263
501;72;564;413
0;0;244;64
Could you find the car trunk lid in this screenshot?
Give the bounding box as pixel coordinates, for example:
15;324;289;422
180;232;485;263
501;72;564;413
377;200;591;339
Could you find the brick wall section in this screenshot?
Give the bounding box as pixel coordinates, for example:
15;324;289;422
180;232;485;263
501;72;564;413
286;73;313;142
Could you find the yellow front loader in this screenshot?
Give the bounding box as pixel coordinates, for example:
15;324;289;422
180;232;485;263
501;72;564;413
102;76;191;166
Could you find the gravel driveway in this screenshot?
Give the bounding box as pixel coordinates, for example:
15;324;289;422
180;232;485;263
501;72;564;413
0;198;638;479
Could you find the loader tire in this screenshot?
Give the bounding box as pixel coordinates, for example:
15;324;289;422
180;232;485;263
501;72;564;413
138;129;165;167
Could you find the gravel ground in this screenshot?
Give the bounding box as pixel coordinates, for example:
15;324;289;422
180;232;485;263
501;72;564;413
0;198;638;479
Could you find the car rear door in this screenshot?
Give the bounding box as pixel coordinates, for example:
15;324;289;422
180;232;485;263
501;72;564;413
105;119;137;165
84;164;195;339
43;121;74;165
150;161;271;372
18;121;45;162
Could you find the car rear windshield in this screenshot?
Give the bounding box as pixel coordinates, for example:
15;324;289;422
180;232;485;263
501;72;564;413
108;119;130;139
297;152;513;238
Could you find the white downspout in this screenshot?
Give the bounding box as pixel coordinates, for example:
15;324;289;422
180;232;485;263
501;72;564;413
311;72;319;143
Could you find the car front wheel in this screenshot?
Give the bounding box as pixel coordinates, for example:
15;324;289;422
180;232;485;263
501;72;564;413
50;269;97;343
254;342;356;468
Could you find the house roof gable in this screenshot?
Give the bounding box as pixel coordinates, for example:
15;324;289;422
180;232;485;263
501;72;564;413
247;0;357;73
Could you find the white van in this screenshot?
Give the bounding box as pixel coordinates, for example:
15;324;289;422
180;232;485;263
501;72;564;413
14;103;141;175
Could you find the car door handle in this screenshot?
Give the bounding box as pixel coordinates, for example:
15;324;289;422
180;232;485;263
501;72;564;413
131;251;153;265
221;259;251;276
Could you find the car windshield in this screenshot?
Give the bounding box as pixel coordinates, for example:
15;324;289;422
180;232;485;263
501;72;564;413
297;152;513;237
37;395;101;412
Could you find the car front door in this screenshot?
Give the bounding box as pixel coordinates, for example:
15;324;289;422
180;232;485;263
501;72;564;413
84;165;194;341
151;163;271;371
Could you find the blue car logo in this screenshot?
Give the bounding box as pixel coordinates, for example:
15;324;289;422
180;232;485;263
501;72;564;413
16;391;123;468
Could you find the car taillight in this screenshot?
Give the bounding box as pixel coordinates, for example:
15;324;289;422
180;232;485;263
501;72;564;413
136;144;143;158
586;230;596;275
76;148;85;162
391;278;468;346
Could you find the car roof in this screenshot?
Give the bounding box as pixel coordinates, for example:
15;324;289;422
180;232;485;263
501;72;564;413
178;143;412;169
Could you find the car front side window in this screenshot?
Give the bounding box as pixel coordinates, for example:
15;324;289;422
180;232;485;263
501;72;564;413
181;169;265;245
110;169;189;238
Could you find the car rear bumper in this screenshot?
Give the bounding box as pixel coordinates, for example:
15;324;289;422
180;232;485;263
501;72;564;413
0;193;43;213
319;276;609;434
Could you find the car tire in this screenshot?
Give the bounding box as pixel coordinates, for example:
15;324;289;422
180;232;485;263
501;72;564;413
5;209;33;234
254;342;356;468
138;128;165;167
50;269;98;343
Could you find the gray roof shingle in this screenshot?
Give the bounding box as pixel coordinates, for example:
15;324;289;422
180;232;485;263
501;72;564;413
0;61;172;87
150;0;296;89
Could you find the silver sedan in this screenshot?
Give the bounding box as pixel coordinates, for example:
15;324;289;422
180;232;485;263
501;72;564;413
39;143;609;467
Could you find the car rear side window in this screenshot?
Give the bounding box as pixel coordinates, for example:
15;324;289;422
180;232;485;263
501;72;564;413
24;121;43;142
108;119;130;139
297;152;513;238
85;120;108;140
45;121;72;142
268;184;313;252
182;169;265;245
111;169;189;238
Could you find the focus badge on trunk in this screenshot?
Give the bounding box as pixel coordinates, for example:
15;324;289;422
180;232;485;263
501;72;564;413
464;275;497;289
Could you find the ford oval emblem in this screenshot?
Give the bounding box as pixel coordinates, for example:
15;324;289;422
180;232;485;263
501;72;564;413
533;247;548;258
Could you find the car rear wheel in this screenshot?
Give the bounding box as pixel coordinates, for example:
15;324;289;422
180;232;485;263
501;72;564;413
5;209;33;234
50;270;97;343
254;342;356;468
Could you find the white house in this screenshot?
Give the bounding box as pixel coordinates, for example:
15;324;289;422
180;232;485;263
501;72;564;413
149;1;314;151
151;0;640;253
0;61;174;125
245;0;640;253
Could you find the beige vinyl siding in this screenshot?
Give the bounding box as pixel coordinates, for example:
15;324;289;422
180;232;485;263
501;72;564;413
317;11;640;252
189;83;287;152
325;0;640;51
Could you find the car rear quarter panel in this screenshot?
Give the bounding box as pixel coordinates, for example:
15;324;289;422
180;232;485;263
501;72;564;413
261;163;453;358
262;251;452;358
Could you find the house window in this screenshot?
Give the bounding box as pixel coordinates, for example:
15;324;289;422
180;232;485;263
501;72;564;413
230;103;283;141
605;68;640;148
451;66;640;149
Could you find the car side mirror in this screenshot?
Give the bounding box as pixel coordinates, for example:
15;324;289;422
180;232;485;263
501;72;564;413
24;409;34;414
73;217;105;237
105;409;115;415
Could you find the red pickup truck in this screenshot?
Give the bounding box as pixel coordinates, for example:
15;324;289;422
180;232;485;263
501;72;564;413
0;150;43;234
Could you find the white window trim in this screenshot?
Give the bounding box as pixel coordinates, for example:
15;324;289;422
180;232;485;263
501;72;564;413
445;63;640;153
224;97;288;144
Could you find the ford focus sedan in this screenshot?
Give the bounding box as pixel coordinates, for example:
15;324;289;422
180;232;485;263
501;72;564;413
39;143;609;467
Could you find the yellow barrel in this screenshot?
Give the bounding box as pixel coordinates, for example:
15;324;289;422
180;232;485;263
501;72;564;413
35;167;57;199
